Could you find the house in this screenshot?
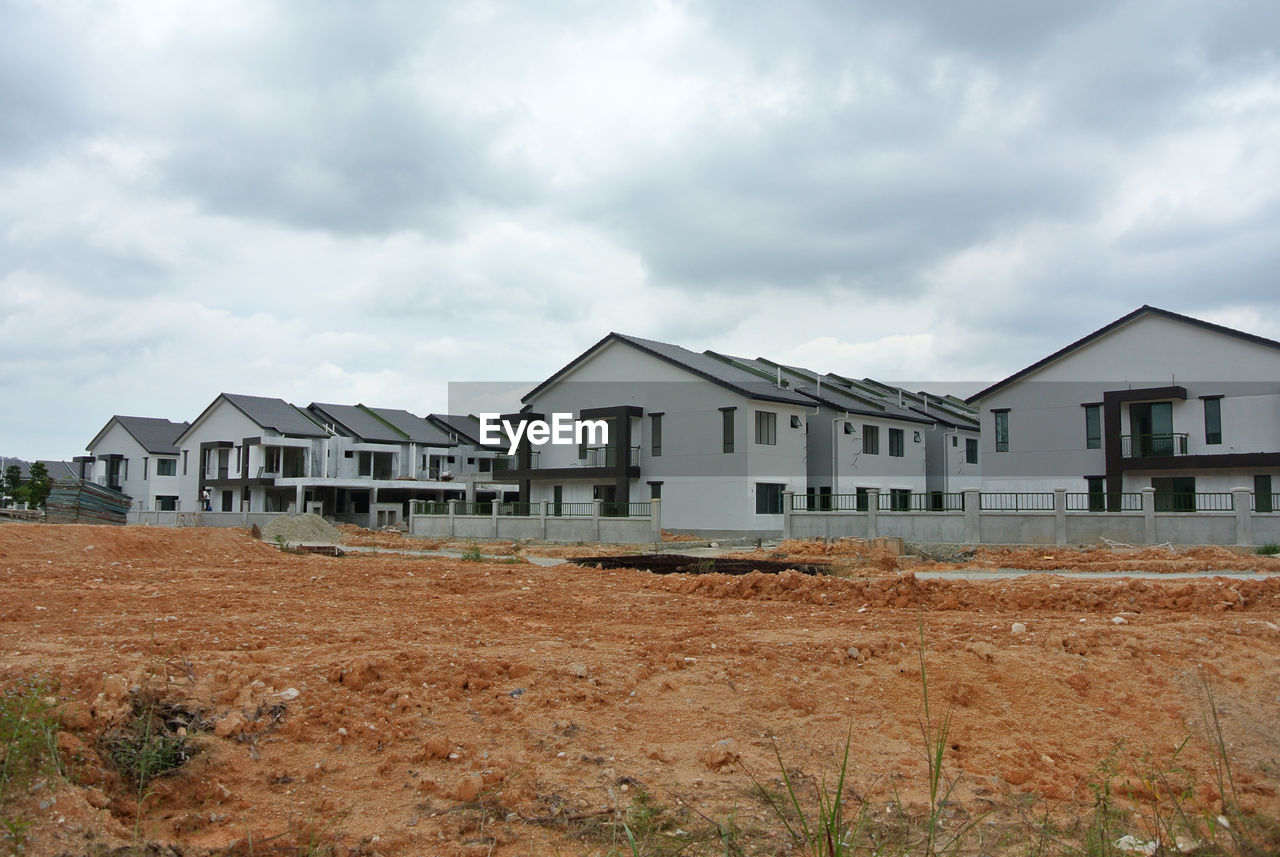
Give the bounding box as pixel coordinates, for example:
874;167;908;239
967;305;1280;510
502;333;825;535
173;393;517;526
84;416;191;510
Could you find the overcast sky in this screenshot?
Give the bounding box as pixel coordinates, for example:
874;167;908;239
2;1;1279;460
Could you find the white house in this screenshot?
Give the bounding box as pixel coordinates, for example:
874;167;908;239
84;416;190;510
504;333;815;535
968;305;1280;510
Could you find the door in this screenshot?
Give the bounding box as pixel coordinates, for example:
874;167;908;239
1130;402;1173;456
1152;476;1195;511
1256;475;1274;513
552;485;563;517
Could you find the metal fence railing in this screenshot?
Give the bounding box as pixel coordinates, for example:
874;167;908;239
979;492;1056;511
1065;492;1144;512
600;501;653;518
1154;492;1234;512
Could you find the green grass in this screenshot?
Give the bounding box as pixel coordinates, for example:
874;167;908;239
1255;542;1280;555
0;675;62;854
459;541;484;562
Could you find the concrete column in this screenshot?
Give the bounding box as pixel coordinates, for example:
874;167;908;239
447;498;458;539
1141;487;1156;545
1054;488;1067;546
866;489;879;539
650;498;662;545
962;488;981;545
593;498;603;542
465;480;476;503
296;485;305;517
1232;487;1252;546
782;490;794;540
539;499;548;540
491;496;500;539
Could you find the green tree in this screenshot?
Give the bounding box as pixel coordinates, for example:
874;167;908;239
26;462;51;508
2;464;23;507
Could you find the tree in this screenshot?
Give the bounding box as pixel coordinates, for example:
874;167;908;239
3;464;23;507
26;462;51;509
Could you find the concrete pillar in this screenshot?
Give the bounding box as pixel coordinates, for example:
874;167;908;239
650;498;662;545
1142;487;1156;545
866;489;879;539
593;498;603;542
465;480;476;503
491;496;500;539
1232;487;1252;546
447;498;458;539
539;499;549;540
962;488;981;545
782;490;794;540
1054;488;1067;546
296;485;305;517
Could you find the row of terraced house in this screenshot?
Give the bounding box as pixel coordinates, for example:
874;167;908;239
78;305;1280;542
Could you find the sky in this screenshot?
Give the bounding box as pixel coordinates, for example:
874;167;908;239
2;0;1279;461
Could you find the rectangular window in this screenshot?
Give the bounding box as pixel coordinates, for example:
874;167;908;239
754;411;777;445
789;414;802;429
1204;397;1222;445
1086;476;1106;512
862;425;880;455
755;482;784;514
143;458;148;480
479;458;492;473
357;451;371;477
721;408;735;453
965;437;978;465
1084;404;1101;449
649;481;662;500
994;410;1009;452
182;450;188;476
650;413;662;456
843;422;854;435
156;458;177;476
888;428;904;457
889;488;911;511
156;495;178;512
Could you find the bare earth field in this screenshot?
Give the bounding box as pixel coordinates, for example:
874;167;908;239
1;524;1279;856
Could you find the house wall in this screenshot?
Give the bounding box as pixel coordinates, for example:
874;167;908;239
87;423;183;511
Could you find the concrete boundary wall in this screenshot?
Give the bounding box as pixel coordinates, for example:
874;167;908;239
786;488;1275;546
410;499;662;544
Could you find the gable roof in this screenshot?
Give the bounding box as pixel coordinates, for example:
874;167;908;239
425;414;497;449
88;416;189;455
967;305;1280;404
309;403;408;444
37;460;78;480
522;332;813;407
366;407;456;446
178;394;328;443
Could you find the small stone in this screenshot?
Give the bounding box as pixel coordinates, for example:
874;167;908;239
454;773;484;802
570;663;589;678
215;711;246;738
102;675;128;701
700;739;739;772
1111;616;1128;625
1011;622;1027;634
277;687;300;701
846;647;862;661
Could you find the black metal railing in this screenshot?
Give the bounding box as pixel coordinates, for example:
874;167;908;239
1120;433;1188;458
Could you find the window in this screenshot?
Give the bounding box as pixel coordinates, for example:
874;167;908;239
1086;476;1106;512
1084;404;1101;449
994;410;1009;452
182;450;188;475
1204;397;1222;445
913;431;921;443
854;487;870;511
721;408;735;453
650;413;663;456
156;495;178;511
479;458;492;473
951;435;957;447
843;422;854;435
649;481;662;500
862;425;879;455
755;411;777;445
888;428;904;457
789;414;802;429
889;488;911;511
156;458;176;476
755;482;784;514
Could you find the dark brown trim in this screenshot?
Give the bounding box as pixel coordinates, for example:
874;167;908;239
1119;451;1280;472
1103;386;1188;502
1198;394;1224;400
968;305;1280;404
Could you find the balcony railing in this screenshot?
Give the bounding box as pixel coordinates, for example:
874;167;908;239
494;452;539;471
583;446;641;467
1121;433;1188;458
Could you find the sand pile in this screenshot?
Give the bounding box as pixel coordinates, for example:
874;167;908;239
260;512;342;545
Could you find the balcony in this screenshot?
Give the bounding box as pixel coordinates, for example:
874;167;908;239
494;452;539;471
583;446;641;467
1120;433;1188;458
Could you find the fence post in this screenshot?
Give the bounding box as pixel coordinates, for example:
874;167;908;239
866;489;879;539
447;498;458;539
491;497;500;538
1232;487;1252;546
962;488;981;545
1054;488;1067;546
539;499;549;540
1141;488;1156;544
782;491;794;540
593;498;603;542
650;498;662;546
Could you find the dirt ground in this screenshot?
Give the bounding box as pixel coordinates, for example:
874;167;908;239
1;524;1278;856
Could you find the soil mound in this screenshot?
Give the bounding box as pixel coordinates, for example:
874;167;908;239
260;513;342;545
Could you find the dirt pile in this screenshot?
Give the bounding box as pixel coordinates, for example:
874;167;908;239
916;544;1280;573
260;513;343;545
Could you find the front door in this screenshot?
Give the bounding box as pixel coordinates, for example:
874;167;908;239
1130;402;1173;456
